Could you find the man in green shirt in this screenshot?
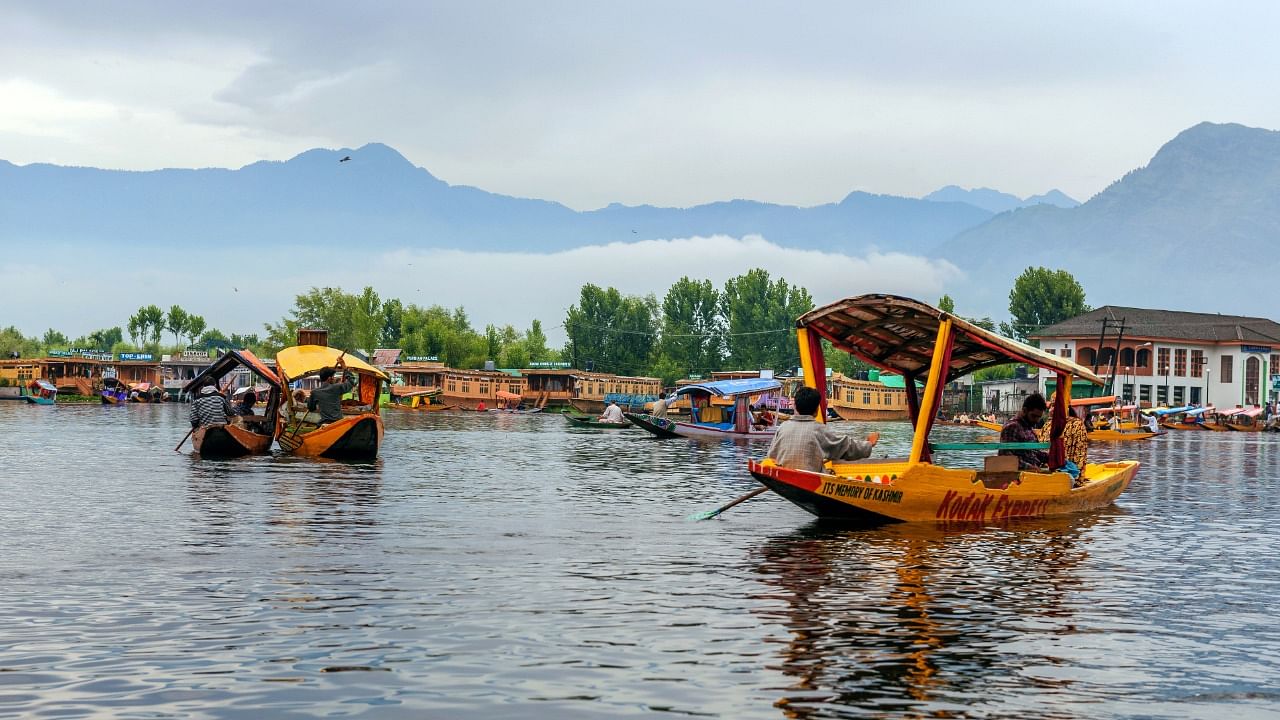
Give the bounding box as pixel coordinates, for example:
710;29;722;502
307;357;355;424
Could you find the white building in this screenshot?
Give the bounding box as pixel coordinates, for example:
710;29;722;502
1030;306;1280;409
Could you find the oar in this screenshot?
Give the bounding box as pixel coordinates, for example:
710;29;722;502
688;486;769;521
174;428;194;452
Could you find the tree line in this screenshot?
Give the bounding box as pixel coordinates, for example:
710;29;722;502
1;266;1090;383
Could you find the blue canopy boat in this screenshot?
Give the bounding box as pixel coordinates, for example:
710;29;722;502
626;378;783;440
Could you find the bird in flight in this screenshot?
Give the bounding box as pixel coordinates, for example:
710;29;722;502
339;156;352;163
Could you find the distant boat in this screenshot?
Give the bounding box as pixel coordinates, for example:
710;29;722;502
629;378;782;440
100;377;127;404
182;350;282;458
21;379;57;405
564;413;633;429
276;345;387;460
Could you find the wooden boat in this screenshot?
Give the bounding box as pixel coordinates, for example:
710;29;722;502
386;388;456;412
20;379;57;405
276;345;387;460
1087;429;1158;441
624;412;682;438
182;350;282;457
747;294;1139;525
1225;406;1265;432
630;378;783;440
564;413;633;429
974;419;1003;432
100;377;128;404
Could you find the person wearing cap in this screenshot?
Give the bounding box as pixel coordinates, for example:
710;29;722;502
307;357;354;424
190;380;234;428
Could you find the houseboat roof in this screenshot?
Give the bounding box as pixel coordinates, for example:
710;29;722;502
276;345;388;381
184;349;281;393
675;378;782;398
798;294;1104;385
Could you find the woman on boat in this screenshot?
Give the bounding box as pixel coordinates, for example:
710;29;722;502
1037;403;1088;484
765;387;878;473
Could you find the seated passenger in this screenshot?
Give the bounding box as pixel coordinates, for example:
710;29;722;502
599;401;625;424
999;394;1049;470
233;389;257;417
766;387;878;473
1037;405;1088;484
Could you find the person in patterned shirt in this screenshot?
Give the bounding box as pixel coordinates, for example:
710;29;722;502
1038;404;1088;485
999;393;1049;470
190;381;233;428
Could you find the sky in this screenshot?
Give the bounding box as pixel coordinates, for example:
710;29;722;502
4;1;1280;342
6;1;1280;210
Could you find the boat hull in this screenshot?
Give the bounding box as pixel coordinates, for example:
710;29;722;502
193;423;272;457
830;406;909;421
1227;423;1263;432
1088;430;1159;441
625;412;681;438
974;420;1003;432
280;414;384;460
669;421;777;440
748;457;1138;525
564;414;632;429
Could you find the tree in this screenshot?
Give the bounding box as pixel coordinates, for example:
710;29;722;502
657;277;722;376
126;314;141;345
0;327;41;358
1006;267;1089;342
166;306;190;347
42;329;68;348
139;305;165;345
265;286;388;352
563;284;657;374
381;298;404;347
198;328;232;350
721;269;813;372
523;319;551;362
185;315;207;345
938;295;956;314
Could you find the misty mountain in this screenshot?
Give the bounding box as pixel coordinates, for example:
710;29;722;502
0;144;993;255
923;185;1080;213
940;122;1280;317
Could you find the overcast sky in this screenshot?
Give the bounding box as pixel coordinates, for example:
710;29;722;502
6;1;1280;209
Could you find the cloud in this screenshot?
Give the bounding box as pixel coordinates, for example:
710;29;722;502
0;236;960;346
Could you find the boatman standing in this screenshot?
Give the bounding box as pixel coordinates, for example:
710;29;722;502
190;380;233;428
308;357;354;424
766;387;878;473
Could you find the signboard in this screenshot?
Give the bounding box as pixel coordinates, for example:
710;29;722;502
529;361;571;369
1242;345;1273;354
181;350;210;360
118;353;154;361
687;374;703;380
48;350;72;357
405;355;440;362
80;351;113;361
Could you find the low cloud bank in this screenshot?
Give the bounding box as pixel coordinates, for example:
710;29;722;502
1;235;961;345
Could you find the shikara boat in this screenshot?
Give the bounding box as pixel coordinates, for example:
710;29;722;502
1161;405;1213;430
630;378;782;440
182;350;282;457
21;379;57;405
564;413;634;429
1225;406;1265;432
276;345;388;460
973;419;1003;432
1073;396;1159;441
386;388;456;412
747;294;1139;525
100;377;127;404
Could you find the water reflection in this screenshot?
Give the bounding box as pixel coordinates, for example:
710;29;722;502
751;513;1123;717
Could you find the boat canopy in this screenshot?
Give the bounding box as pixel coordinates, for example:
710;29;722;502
1071;395;1116;407
1184;406;1214;417
184;349;282;393
1153;405;1193;416
675;378;782;399
401;388;443;399
29;379;57;392
1092;404;1137;414
129;382;152;392
1221;406;1262;418
495;390;522;401
796;294;1104;385
275;345;388;382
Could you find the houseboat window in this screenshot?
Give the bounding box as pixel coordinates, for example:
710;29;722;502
1157;348;1170;376
1191;350;1204;378
862;391;872;404
1174;349;1187;377
448;381;457;392
1221;355;1233;384
462;382;470;393
479;384;489;395
1136;349;1151;368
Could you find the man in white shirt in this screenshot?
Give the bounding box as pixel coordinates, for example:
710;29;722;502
599;402;626;424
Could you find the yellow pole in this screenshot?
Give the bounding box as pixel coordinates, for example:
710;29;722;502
796;327;824;424
909;319;953;464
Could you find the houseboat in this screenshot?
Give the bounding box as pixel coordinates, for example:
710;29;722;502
748;293;1139;525
440;368;526;411
567;373;662;414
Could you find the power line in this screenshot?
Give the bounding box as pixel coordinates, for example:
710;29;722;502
560;321;793;338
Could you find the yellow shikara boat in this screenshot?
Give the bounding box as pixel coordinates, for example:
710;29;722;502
1087;429;1158;442
276;345;388;460
973;419;1003;432
747;294;1139;524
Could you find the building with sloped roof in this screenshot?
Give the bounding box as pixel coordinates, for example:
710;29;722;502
1030;306;1280;408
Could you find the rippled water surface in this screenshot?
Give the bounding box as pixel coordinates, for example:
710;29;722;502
3;403;1279;718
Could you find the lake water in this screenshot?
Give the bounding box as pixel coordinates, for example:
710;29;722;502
2;403;1279;718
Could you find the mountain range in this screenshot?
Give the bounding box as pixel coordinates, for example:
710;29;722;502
2;121;1277;319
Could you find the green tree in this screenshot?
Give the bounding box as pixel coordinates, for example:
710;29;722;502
139;305;165;345
721;269;813;372
166;306;190;347
42;329;68;348
381;298;404;347
185;315;207;345
938;294;956;314
563;285;657;374
198;328;232;350
1005;267;1089;341
398;303;488;368
523;319;551;362
0;327;41;358
657;277;722;376
126;314;141;345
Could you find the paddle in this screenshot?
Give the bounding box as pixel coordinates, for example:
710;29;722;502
174;428;194;452
280;351;349;451
688;486;769;521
